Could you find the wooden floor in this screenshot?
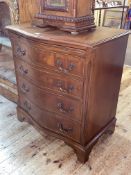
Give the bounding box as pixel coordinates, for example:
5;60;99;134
0;66;131;175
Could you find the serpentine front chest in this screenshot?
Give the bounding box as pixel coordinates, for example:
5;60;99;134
7;24;129;162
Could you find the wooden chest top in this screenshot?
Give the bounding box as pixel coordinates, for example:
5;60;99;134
6;24;129;49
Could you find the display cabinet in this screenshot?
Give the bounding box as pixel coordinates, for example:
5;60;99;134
35;0;96;33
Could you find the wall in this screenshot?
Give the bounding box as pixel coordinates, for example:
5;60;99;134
18;0;40;23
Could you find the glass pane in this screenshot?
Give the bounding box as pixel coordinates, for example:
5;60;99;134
46;0;66;8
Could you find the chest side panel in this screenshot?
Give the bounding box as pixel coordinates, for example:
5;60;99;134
83;35;129;145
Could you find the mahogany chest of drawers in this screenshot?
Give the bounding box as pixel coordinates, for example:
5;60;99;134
7;24;129;163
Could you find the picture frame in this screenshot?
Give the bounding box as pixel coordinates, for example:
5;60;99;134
44;0;68;11
103;8;127;28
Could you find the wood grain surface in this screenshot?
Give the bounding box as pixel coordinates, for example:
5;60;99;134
19;0;40;23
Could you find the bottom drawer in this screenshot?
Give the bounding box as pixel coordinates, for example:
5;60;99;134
19;95;81;143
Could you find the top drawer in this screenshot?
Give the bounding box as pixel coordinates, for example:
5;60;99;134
11;34;85;78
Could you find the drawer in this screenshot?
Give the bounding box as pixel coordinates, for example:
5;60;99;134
12;34;84;77
19;96;81;143
15;59;83;99
17;76;82;122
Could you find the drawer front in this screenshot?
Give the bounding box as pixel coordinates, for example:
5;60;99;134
15;59;83;99
12;35;84;77
19;96;81;142
17;76;82;122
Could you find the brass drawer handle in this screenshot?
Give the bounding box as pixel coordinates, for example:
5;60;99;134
59;86;74;93
16;47;26;57
57;102;74;113
57;123;73;133
68;63;75;72
56;59;75;74
56;81;74;93
19;65;28;75
21;83;30;93
23;101;31;112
